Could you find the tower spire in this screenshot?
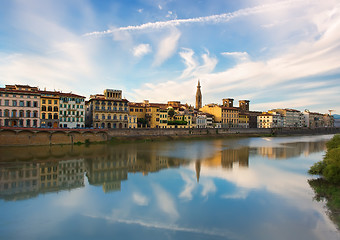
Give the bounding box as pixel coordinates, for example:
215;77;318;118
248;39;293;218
195;79;202;109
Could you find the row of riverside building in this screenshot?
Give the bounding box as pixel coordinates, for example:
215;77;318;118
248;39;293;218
0;83;335;129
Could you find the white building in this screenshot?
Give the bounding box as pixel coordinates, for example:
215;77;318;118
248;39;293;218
196;114;207;128
258;112;284;128
270;109;304;127
59;93;85;128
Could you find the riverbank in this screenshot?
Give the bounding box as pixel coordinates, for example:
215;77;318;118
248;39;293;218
0;127;339;146
308;134;340;229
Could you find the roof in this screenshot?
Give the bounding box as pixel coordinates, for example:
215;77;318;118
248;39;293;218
88;97;128;102
0;88;40;95
221;106;239;110
259;113;274;116
59;92;85;98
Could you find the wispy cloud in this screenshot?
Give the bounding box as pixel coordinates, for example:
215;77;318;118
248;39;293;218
153;28;181;66
129;1;340;112
133;43;152;58
84;0;301;37
179;48;198;79
221;52;250;62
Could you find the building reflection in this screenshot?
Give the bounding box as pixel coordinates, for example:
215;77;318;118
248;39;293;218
256;141;327;159
0;138;327;200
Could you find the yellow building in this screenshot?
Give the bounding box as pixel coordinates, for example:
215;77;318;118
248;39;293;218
129;102;146;120
167;114;193;128
146;103;168;128
221;107;239;128
128;115;137;128
40;91;60;128
158;109;168;128
199;104;222;123
238;113;249;128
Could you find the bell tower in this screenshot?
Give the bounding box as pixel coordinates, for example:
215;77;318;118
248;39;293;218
196;80;202;109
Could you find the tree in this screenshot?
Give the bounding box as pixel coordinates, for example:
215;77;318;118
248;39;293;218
168;108;175;119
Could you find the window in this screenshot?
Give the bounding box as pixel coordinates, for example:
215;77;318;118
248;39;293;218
12;100;17;106
0;110;1;117
33;101;38;107
42;99;46;104
19;101;24;107
48;113;52;119
53;106;58;112
26;119;31;127
26;110;31;118
102;115;105;120
26;101;31;107
5;100;9;106
12;110;17;117
33;120;37;127
48;100;52;104
42;113;46;119
48;106;52;111
41;106;46;111
54;114;58;119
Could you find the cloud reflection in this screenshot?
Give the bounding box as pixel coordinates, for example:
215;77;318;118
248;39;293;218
152;183;179;220
132;192;149;206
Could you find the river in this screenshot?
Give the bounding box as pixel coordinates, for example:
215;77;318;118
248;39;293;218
0;135;339;240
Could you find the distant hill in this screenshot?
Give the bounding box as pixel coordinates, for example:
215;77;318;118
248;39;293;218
333;114;340;119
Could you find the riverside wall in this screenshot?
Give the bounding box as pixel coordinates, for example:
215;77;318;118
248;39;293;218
0;127;339;146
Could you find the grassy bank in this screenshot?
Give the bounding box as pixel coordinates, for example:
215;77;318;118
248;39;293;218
308;134;340;229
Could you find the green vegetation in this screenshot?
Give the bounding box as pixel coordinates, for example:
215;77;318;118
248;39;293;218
168;108;175;118
308;134;340;229
167;120;187;125
309;134;340;183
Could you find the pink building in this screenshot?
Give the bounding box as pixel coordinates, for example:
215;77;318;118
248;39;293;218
0;85;40;127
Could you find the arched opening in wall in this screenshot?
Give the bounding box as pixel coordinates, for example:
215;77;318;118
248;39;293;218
53;122;58;128
48;122;52;128
119;123;122;128
113;123;116;129
26;119;31;127
107;123;111;128
101;122;105;128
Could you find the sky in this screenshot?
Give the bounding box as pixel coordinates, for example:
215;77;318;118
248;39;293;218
0;0;339;113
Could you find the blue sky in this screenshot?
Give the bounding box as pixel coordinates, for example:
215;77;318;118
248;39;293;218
0;0;339;113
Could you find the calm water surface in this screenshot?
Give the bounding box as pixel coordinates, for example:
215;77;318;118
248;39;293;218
0;135;339;240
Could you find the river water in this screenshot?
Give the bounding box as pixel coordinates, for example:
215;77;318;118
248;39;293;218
0;135;339;240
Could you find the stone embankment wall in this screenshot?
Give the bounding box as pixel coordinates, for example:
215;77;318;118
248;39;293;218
0;127;339;146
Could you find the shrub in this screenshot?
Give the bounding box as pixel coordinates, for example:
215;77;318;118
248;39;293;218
309;134;340;184
326;134;340;151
